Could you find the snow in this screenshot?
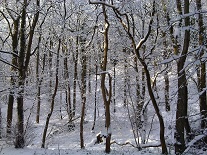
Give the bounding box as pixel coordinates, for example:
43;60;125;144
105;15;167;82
0;92;164;155
1;1;207;155
184;134;206;154
0;147;159;155
1;57;206;155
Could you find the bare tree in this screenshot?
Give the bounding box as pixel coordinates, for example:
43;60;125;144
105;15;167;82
35;6;51;123
80;31;87;148
100;3;112;153
41;39;61;148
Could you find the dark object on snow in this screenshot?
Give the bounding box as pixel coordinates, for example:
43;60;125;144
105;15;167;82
68;122;75;132
94;134;105;144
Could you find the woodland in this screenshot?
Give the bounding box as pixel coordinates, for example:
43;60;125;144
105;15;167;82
0;0;207;155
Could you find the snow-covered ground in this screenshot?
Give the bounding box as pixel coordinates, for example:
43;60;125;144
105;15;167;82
0;102;163;155
0;85;169;155
0;67;207;155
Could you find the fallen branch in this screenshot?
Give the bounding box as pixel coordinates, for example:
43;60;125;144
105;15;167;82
110;141;137;148
110;140;162;149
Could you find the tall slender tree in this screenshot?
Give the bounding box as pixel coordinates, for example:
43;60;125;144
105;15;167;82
100;3;112;153
80;36;87;149
196;0;207;129
41;39;61;148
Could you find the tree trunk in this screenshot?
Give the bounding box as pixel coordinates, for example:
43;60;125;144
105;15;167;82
162;0;191;153
101;3;112;153
164;71;170;112
41;39;60;148
124;49;127;107
15;85;25;148
105;100;111;153
175;0;191;153
63;43;72;121
163;32;170;112
73;36;79;117
88;56;92;94
7;17;19;135
80;37;87;149
175;62;187;153
36;84;41;123
36;35;41;123
15;3;27;147
59;91;63;119
36;46;46;123
133;56;141;145
92;64;98;131
196;0;207;129
7;94;14;135
113;59;116;113
133;1;167;153
140;61;168;154
49;40;53;103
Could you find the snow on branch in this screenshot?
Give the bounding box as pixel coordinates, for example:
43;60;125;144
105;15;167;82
136;0;156;51
111;140;162;149
88;0;118;9
184;134;207;154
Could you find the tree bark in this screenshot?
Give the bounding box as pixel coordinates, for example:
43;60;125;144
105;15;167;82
36;35;41;123
63;42;72;121
100;3;112;153
80;37;87;149
196;0;207;129
164;71;170;112
92;64;98;131
175;0;191;153
73;36;79;117
124;49;127;107
139;60;168;154
15;0;40;148
162;31;170;112
7;16;20;135
36;44;46;123
15;2;27;147
113;58;116;113
161;0;191;153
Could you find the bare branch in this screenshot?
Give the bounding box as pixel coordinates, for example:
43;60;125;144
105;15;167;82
136;0;156;51
0;10;12;36
0;50;19;57
0;56;19;70
89;0;118;9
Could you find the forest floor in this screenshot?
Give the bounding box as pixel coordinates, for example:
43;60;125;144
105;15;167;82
0;75;207;155
0;95;167;155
